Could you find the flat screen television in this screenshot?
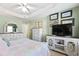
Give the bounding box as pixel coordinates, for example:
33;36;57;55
52;24;72;36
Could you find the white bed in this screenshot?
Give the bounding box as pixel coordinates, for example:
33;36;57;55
0;33;48;56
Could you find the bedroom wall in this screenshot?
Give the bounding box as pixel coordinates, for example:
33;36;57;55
25;16;49;41
59;6;79;37
1;6;77;41
21;6;79;41
0;15;25;33
26;6;79;41
72;6;79;37
48;6;79;37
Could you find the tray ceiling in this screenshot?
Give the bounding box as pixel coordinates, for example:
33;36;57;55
0;3;78;19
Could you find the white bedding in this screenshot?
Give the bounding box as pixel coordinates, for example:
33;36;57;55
0;36;48;56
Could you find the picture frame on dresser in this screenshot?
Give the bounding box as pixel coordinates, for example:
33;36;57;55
61;18;75;25
61;10;72;18
49;13;59;20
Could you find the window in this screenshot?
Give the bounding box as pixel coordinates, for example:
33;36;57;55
7;26;13;32
6;24;17;33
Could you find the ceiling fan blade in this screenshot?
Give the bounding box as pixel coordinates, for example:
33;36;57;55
22;7;29;13
14;3;33;14
17;7;22;9
26;5;36;10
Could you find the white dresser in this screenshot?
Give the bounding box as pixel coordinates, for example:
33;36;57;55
32;28;43;42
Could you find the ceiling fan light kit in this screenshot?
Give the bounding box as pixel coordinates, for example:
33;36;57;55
22;7;29;13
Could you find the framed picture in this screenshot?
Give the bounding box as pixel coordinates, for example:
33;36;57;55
61;10;72;18
49;20;59;26
49;13;58;20
61;18;75;25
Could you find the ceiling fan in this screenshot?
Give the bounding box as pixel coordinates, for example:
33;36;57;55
16;3;35;13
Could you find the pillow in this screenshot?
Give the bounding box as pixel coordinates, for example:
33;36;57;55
2;38;10;47
0;37;8;48
0;33;26;47
0;37;9;55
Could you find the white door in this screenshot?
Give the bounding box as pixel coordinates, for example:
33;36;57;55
22;24;29;38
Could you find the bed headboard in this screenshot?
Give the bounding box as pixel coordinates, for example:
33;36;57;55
0;32;25;40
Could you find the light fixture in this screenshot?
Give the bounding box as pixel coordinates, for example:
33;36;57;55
16;2;35;14
22;7;29;13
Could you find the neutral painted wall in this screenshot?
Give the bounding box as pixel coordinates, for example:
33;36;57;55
26;6;79;41
0;15;49;40
25;16;49;41
72;6;79;37
0;16;24;33
48;6;79;37
0;6;79;41
59;6;79;37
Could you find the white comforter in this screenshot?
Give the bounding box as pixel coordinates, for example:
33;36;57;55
0;38;48;56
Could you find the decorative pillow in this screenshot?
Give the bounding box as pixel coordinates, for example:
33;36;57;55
0;37;8;48
2;38;10;47
0;37;9;55
0;33;26;47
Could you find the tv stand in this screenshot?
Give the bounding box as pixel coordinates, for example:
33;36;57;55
47;35;78;56
47;36;66;54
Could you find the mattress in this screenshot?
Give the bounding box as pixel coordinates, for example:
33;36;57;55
0;37;48;56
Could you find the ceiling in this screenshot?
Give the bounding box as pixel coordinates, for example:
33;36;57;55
0;3;78;19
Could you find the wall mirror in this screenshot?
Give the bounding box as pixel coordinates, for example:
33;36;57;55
6;24;17;33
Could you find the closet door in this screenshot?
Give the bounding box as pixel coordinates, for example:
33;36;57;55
22;24;29;38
